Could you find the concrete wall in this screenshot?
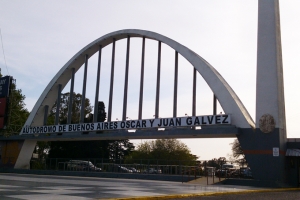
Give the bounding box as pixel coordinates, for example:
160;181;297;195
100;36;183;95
0;141;23;167
238;128;287;185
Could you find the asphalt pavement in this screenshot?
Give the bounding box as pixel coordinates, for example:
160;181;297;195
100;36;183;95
169;190;300;200
0;173;298;200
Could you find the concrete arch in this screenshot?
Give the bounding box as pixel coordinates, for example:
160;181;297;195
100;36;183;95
22;29;254;131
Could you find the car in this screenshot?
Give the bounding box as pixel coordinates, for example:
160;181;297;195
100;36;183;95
127;167;140;173
215;163;240;177
67;160;101;172
143;168;162;174
240;167;253;178
215;169;227;177
228;169;240;178
118;166;133;173
78;161;102;172
222;164;240;170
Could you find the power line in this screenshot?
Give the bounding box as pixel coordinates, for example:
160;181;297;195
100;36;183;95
0;28;9;75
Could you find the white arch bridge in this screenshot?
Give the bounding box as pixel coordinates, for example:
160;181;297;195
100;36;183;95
14;29;254;169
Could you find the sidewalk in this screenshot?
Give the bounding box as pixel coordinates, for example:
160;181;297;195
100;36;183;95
188;176;225;185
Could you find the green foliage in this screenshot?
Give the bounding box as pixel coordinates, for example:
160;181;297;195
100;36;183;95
125;139;198;165
108;140;135;162
49;92;93;124
46;92;93;158
48;139;135;160
97;101;106;122
49;140;109;159
43;94;134;160
30;160;46;170
0;73;29;136
34;141;50;160
230;139;247;166
206;157;227;169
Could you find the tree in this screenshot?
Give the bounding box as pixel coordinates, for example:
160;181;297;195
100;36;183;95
47;92;93;158
97;101;106;122
108;140;135;162
45;94;134;161
48;92;93;124
0;72;29;136
125;139;198;165
217;157;227;166
230;139;247;166
34;141;50;160
206;157;227;169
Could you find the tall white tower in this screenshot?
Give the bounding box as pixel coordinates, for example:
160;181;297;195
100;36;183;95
256;0;286;135
238;0;287;185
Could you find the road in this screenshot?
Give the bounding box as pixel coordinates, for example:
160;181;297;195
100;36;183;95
0;173;298;199
171;190;300;200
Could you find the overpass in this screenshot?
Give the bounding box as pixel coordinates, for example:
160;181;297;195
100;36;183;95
1;0;298;187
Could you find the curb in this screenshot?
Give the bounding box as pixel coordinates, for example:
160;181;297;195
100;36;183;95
102;187;300;200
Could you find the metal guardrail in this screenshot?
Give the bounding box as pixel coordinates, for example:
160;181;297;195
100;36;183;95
28;158;249;178
29;158;204;176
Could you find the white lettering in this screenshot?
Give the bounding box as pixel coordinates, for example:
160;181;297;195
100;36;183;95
20;115;231;135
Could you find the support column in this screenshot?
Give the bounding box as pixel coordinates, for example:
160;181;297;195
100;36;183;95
14;140;37;169
80;54;88;123
173;51;178;118
55;84;62;125
213;94;217;115
67;68;75;124
138;37;145;120
43;105;48;125
94;46;102;122
108;39;116;122
155;41;161;119
122;36;130;121
256;0;285;131
238;0;287;185
192;68;197;116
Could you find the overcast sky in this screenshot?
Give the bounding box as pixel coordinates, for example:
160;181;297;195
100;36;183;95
1;0;299;160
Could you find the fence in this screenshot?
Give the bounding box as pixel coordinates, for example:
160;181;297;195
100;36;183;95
29;158;204;176
29;158;251;179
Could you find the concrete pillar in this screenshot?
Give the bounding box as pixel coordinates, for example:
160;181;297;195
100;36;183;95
14;140;37;169
238;0;287;186
256;0;286;132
